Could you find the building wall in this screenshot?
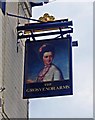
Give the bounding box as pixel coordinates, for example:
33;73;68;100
0;8;3;119
0;1;31;119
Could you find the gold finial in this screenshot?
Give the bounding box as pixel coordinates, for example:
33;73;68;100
39;13;55;22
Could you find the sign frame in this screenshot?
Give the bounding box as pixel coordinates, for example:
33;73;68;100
23;36;73;99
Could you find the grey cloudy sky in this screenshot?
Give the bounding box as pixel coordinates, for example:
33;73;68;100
29;1;93;118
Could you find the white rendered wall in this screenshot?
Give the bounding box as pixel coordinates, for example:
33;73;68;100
0;1;31;118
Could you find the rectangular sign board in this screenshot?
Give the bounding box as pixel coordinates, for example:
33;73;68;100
23;37;73;99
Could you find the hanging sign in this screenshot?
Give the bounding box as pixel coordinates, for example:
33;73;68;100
23;36;73;99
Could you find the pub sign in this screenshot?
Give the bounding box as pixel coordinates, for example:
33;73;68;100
23;36;73;99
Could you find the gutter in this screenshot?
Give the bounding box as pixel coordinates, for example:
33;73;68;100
24;2;32;17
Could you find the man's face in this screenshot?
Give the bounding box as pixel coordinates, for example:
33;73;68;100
43;52;53;66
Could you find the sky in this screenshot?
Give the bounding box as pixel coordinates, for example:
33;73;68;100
29;1;93;118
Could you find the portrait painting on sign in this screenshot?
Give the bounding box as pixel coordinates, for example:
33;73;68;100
25;38;71;84
23;37;73;99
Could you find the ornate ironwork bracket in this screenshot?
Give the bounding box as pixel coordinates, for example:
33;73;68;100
7;13;78;52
